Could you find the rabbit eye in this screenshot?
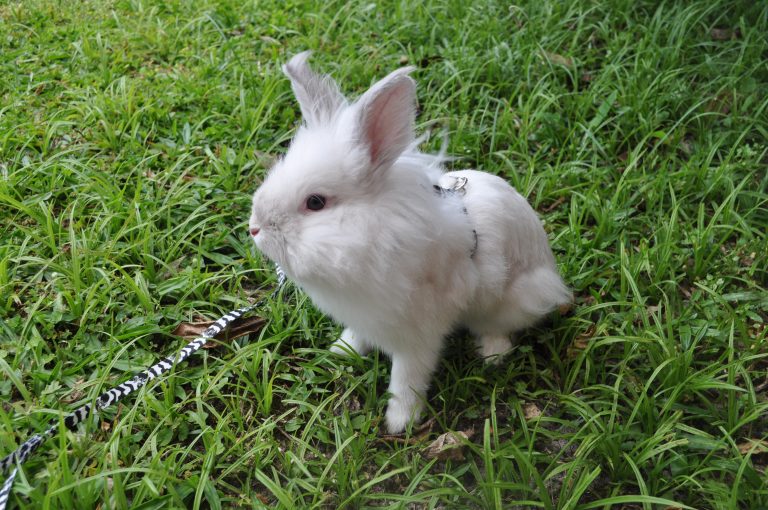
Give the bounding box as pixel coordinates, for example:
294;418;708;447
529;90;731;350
306;194;326;211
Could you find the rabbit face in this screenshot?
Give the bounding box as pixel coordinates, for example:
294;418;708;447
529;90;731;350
250;129;369;281
249;52;418;286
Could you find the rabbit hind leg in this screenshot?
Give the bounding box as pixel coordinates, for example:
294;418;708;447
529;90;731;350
476;333;514;364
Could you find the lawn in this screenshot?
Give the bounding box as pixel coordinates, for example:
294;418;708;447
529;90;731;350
1;0;767;508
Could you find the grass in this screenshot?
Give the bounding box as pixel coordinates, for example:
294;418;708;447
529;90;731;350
1;0;767;508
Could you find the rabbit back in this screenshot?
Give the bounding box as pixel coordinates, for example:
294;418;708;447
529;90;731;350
440;170;572;335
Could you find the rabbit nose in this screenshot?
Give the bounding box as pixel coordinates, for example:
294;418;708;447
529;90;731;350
249;226;261;237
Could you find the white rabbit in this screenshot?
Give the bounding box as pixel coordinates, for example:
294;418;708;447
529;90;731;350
249;52;572;433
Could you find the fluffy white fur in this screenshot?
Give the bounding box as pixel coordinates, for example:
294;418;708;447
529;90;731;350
250;52;572;433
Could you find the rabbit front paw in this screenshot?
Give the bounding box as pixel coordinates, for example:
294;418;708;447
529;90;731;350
330;327;372;356
384;396;422;434
383;351;439;433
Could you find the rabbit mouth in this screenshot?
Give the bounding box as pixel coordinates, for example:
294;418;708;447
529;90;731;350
253;231;292;272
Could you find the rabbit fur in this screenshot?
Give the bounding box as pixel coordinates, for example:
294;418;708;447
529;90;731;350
249;52;572;433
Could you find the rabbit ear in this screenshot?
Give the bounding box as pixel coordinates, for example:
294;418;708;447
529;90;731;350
356;66;417;172
283;51;347;127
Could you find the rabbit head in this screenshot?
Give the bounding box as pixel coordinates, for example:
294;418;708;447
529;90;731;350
249;52;425;285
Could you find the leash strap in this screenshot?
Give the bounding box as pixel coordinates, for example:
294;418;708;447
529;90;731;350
0;266;286;509
434;177;478;257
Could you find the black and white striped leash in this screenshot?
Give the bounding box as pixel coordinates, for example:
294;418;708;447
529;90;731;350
0;265;287;510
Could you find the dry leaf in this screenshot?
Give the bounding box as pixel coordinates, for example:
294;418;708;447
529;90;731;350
172;320;211;338
710;28;732;40
737;439;768;455
542;50;573;67
572;338;589;351
522;402;542;420
259;35;280;46
379;416;437;444
741;252;756;268
63;378;86;403
542;196;566;213
172;315;266;347
571;338;589;350
711;27;741;41
574;325;596;348
705;93;732;115
568;324;596;358
424;430;473;460
579;323;596;340
678;136;694;156
754;374;768;392
101;420;111;432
